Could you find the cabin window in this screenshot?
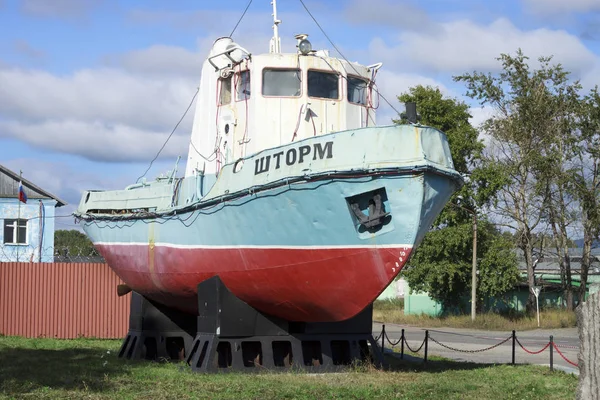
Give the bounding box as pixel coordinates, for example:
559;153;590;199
3;219;27;245
308;70;339;100
219;77;232;105
347;76;368;105
236;70;251;101
262;69;301;97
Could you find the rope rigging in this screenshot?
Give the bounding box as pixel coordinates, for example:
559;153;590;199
297;0;402;118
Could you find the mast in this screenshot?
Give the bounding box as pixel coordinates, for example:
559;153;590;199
270;0;281;53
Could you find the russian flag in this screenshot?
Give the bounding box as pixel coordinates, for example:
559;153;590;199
18;181;27;204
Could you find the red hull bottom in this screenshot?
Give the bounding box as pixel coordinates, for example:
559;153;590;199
97;245;412;322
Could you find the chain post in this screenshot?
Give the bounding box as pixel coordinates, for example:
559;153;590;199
512;330;516;365
381;324;385;352
400;328;405;359
424;330;429;363
550;335;554;372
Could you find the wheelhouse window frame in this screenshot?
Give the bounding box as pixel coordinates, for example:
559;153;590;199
307;69;340;101
347;75;369;106
261;68;302;98
3;218;28;245
218;77;232;106
235;70;251;101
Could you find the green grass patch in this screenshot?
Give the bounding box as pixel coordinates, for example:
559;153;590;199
373;301;577;331
373;298;405;311
0;336;577;399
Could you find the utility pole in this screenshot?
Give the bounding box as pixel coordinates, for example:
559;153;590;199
471;212;477;321
452;199;478;321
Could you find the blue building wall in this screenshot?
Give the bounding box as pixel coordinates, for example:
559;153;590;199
0;198;57;262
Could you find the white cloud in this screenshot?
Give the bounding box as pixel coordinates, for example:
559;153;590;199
468;106;495;130
103;45;203;78
0;66;196;133
20;0;103;19
343;0;438;33
13;39;45;60
0;119;190;163
368;18;598;79
522;0;600;15
0;26;304;166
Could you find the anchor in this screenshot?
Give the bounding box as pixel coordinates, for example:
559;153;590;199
350;193;390;229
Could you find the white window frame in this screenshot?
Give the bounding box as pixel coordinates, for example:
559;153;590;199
3;219;28;245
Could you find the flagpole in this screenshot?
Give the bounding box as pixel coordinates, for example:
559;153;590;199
16;170;22;262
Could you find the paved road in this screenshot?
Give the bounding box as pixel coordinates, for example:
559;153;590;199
373;322;580;374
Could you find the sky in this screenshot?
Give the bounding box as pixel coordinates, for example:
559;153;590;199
1;0;599;230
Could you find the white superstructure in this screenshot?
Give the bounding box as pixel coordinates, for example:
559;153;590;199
185;22;382;177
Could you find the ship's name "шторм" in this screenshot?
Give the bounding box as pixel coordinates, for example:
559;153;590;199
254;141;333;175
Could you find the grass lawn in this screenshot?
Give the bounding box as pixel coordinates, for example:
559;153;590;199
0;336;578;399
373;299;577;331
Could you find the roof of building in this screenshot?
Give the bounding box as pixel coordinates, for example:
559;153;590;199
516;247;600;274
0;164;67;207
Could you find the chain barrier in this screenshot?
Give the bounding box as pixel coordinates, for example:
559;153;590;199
429;335;512;353
553;343;580;351
384;331;402;346
374;325;579;372
552;343;579;367
515;338;551;355
403;336;427;353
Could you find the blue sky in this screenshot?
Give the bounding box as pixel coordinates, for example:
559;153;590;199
1;0;599;230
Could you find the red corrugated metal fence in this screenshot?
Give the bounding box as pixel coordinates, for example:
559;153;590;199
0;262;130;339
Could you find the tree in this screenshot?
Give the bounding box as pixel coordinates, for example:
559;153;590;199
454;50;580;313
54;229;99;257
396;85;519;312
575;87;600;303
405;219;520;311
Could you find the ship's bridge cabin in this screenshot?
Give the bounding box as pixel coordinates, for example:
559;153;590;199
185;35;382;177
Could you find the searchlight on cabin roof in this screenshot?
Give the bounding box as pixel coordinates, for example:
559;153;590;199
295;33;312;55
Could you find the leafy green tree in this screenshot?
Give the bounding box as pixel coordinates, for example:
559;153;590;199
396;85;519;312
575;87;600;303
454;50;582;312
54;229;99;257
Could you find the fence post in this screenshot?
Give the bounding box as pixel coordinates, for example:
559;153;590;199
381;324;385;352
550;335;554;372
512;330;516;365
424;330;429;363
400;328;405;359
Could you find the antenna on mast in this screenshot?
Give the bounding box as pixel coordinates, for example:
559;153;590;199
270;0;281;53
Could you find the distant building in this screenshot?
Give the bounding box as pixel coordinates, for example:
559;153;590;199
0;165;67;262
386;248;600;316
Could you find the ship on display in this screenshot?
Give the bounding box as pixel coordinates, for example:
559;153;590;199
75;1;463;370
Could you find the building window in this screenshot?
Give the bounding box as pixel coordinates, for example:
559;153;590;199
219;77;232;105
3;219;27;245
308;70;339;100
236;70;251;101
262;69;301;97
347;76;368;105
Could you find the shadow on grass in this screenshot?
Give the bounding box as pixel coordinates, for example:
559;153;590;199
0;346;139;393
0;340;506;396
381;352;498;373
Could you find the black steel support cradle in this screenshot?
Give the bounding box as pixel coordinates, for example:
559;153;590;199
118;276;384;372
